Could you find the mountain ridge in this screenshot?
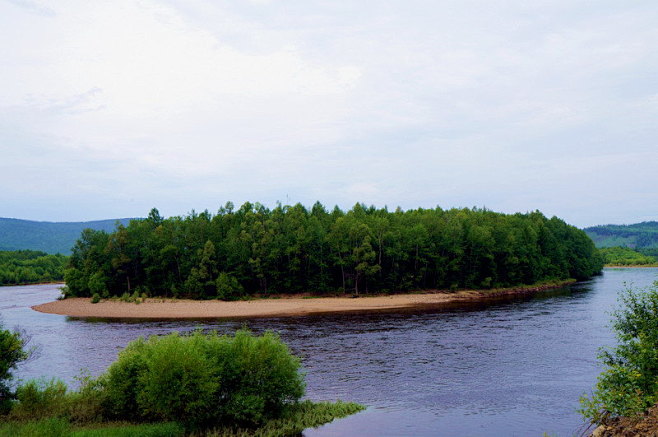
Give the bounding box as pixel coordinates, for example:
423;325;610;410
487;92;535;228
0;217;135;255
584;221;658;253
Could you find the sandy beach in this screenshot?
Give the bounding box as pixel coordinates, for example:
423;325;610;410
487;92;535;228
31;282;574;319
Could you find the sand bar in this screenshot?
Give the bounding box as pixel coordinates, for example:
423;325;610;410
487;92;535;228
31;282;574;320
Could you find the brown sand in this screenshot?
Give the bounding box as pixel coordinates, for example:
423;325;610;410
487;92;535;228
31;282;574;320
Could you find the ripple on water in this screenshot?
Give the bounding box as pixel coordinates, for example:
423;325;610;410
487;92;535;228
2;268;658;436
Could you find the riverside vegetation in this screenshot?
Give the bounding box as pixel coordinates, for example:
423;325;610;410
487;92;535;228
598;246;658;267
580;281;658;428
0;326;364;436
62;202;603;300
0;250;68;286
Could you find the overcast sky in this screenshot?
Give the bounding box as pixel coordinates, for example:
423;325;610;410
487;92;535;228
1;0;656;227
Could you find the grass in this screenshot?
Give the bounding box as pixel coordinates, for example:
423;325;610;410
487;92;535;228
0;401;365;437
0;418;184;437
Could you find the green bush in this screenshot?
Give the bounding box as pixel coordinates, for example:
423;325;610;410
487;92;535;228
580;281;658;423
10;378;69;421
67;374;106;424
91;293;101;304
0;323;29;415
101;330;305;427
216;273;245;301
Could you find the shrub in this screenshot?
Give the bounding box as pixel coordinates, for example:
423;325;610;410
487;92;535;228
101;330;305;427
216;273;245;301
0;323;29;415
580;281;658;423
91;293;101;304
67;374;106;424
212;330;305;425
10;378;68;421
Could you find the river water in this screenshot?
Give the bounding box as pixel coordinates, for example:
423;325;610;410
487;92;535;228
1;268;657;436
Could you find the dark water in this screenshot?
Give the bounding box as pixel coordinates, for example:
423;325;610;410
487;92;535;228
1;268;657;436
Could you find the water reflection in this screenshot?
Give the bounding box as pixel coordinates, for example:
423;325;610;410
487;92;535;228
1;268;657;436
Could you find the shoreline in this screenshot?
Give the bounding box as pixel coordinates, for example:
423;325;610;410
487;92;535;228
32;280;576;320
604;265;658;268
1;281;65;288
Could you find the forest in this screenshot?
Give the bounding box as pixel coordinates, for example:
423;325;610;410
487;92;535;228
63;202;604;299
598;246;658;266
585;221;658;255
0;250;68;286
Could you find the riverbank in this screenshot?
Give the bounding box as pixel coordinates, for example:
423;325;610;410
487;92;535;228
1;281;65;288
31;280;576;319
604;264;658;268
591;404;658;436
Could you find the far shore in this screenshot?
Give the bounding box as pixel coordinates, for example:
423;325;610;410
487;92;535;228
1;281;65;288
604;265;658;268
32;280;576;320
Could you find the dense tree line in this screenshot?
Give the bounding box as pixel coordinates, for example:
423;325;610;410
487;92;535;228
0;250;68;286
63;203;603;299
598;246;658;266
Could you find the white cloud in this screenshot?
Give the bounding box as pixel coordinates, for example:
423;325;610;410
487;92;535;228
1;0;657;226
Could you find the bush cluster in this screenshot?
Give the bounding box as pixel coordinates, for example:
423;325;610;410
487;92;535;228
101;330;304;426
598;246;658;266
580;281;658;423
2;329;305;430
0;324;29;414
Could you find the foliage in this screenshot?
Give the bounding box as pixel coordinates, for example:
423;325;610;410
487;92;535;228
67;374;106;424
598;246;658;266
0;323;29;414
0;330;361;435
0;401;364;437
63;204;603;299
216;273;245;301
101;330;305;427
9;378;69;421
580;282;658;423
0;250;68;286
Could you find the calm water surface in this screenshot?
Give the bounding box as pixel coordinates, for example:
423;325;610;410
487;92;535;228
1;268;657;436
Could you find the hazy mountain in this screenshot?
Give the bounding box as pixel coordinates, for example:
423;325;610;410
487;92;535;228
584;221;658;253
0;217;135;255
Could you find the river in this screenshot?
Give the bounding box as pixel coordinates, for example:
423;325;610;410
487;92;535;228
1;268;657;436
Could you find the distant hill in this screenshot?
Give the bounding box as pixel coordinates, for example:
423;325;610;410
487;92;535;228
0;217;135;255
584;221;658;254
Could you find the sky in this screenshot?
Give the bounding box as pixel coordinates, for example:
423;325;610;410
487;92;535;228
1;0;657;228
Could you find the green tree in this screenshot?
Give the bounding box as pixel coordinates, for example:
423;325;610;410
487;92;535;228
581;282;658;423
215;272;244;301
0;324;29;414
183;240;218;299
